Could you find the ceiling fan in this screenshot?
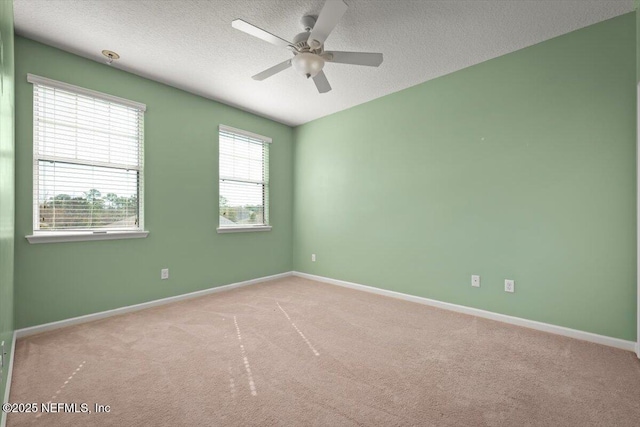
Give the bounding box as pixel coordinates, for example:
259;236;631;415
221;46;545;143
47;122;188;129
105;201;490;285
232;0;383;94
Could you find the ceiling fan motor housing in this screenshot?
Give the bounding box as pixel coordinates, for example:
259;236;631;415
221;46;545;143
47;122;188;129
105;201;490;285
293;31;322;54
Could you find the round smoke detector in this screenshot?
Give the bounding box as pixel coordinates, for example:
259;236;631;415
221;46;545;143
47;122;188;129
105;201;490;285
101;50;120;64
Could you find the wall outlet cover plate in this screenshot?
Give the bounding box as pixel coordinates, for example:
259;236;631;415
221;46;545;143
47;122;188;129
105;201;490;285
471;275;480;287
505;279;515;293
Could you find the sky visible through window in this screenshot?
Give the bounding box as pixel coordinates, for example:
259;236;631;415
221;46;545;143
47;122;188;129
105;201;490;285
34;83;143;230
219;133;266;207
219;128;268;227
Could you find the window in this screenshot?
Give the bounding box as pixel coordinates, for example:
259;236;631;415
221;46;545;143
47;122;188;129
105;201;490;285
218;125;271;233
27;74;147;243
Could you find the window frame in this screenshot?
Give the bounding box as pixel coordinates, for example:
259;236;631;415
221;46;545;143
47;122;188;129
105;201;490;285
25;74;148;244
217;124;272;234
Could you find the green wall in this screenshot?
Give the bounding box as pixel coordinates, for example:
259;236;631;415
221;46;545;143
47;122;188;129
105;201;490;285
14;36;294;328
293;13;637;341
0;0;14;407
637;2;640;82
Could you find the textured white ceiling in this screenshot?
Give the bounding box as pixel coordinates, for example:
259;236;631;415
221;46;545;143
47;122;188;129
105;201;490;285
14;0;634;126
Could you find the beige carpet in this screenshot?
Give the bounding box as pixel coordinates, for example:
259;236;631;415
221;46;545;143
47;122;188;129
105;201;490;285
7;276;640;426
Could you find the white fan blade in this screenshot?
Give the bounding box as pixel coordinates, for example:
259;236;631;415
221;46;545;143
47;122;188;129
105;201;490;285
252;59;292;81
325;51;383;67
312;71;332;93
232;19;293;49
307;0;348;48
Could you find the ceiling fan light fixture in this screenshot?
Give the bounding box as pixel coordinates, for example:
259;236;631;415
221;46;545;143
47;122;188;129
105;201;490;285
291;52;325;78
232;0;382;93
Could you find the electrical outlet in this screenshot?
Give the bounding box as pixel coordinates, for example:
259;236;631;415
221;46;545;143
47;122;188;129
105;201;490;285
505;279;515;293
471;275;480;288
311;254;316;262
161;268;169;280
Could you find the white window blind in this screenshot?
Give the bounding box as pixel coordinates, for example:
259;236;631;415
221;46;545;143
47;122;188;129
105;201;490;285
219;125;270;229
29;74;145;233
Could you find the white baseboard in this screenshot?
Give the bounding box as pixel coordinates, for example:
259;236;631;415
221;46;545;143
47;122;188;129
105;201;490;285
13;269;637;354
1;331;17;427
16;271;293;339
293;271;637;353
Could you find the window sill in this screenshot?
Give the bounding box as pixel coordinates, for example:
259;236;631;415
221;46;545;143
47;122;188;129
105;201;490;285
217;226;272;234
26;230;149;244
